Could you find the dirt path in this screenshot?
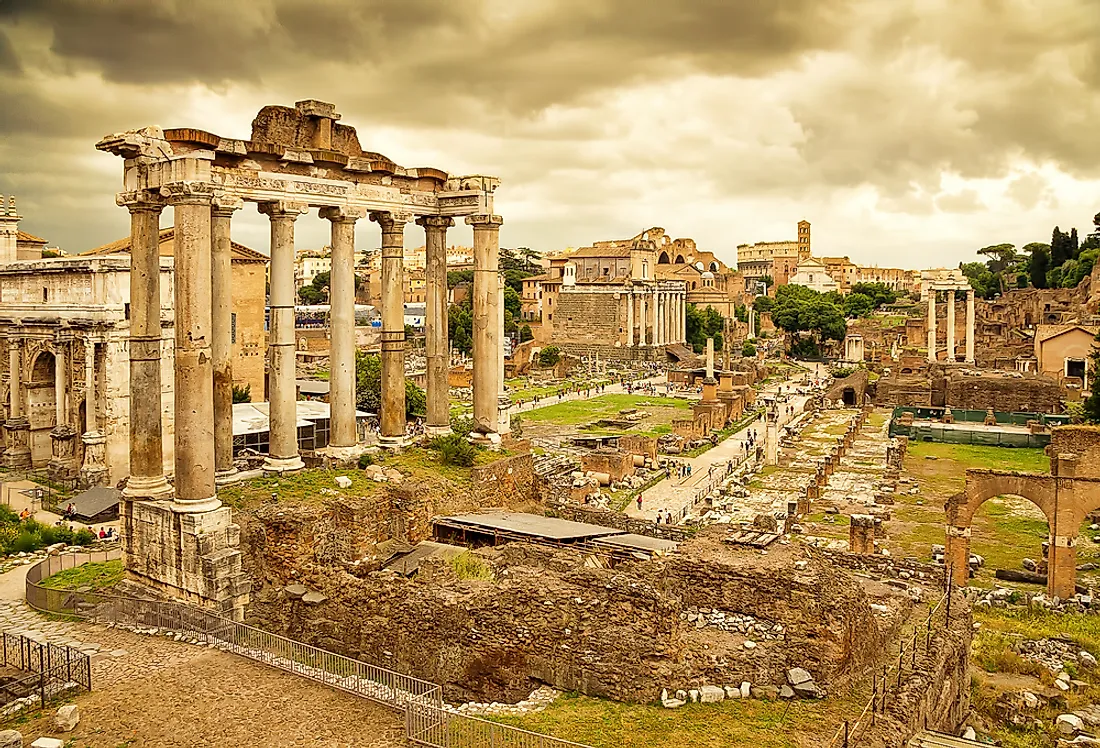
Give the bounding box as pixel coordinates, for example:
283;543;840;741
19;644;404;747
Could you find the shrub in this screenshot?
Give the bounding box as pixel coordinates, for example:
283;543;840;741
451;415;475;438
10;531;38;554
538;345;561;367
429;433;478;467
0;505;19;525
742;342;757;357
450;552;495;581
72;529;97;546
357;453;375;469
232;384;252;404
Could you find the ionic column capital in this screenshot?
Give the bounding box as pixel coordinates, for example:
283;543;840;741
465;214;504;229
370;210;412;231
158;181;215;206
320;206;368;224
416;215;456;230
258;200;308;219
116;190;166;213
211;193;245;216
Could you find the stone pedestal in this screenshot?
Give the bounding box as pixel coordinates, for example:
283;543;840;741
78;431;108;487
849;515;876;554
120;498;250;620
47;425;79;480
2;418;30;469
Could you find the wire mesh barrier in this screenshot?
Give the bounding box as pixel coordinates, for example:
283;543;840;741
25;553;594;748
0;631;92;711
826;579;954;748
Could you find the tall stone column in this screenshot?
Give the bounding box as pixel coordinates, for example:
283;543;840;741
748;307;756;341
926;291;937;363
965;289;976;364
49;336;77;479
649;289;658;348
946;292;956;362
211;197;243;481
498;275;510;435
418;216;453;435
123;195;173;498
677;293;684;343
322;206;367;451
3;337;29;469
171;188;220;511
78;337;107;486
467;214;504;440
625;290;634;347
655;293;664;346
260;201;308;471
638;295;648;346
372;211;410;447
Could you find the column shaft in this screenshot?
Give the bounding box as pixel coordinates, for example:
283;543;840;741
468;215;504;437
211;201;241;476
54;344;67;427
373;212;408;445
262;202;306;471
625;291;634;347
9;342;21;419
323;207;366;449
172;196;219;510
125;199;172;498
946;292;956;362
649;290;658;347
926;292;937;363
419;216;453;433
965;289;976;364
639;295;648;346
82;342;93;432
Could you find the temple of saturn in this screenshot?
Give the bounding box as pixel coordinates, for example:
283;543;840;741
921;269;975;364
95;100;504;615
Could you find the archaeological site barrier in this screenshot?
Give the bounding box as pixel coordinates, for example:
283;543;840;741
0;631;91;713
25;553;592;748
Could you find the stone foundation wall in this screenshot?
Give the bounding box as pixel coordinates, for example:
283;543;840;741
855;592;972;747
1051;425;1100;475
619;435;658;461
546;503;692;541
470;453;537;507
580;451;635;483
557;343;668;363
944;373;1064;413
244;541;893;704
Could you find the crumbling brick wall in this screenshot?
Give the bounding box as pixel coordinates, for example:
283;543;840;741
1051;425;1100;475
470;452;537;507
619;435;658;461
548;503;691;541
944;372;1064;413
245;538;895;704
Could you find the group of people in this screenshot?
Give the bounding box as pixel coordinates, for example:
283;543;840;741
671;461;693;480
653;509;675;525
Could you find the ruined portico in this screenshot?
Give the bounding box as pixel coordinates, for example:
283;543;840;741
97;100;503;614
922;269;975;364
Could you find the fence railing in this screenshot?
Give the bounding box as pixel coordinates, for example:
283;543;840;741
0;631;92;712
826;572;954;748
25;553;594;748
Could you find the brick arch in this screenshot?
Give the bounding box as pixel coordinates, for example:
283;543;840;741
946;472;1057;528
1065;479;1100;532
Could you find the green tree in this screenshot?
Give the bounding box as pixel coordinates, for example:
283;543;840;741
684;303;724;353
771;284;846;350
849;282;897;308
504;286;522;318
519;324;534;343
741;341;757;357
1083;330;1100;423
232;384;251;403
354;350;424;419
538;346;561;367
752;296;774;314
448;300;474;355
843;292;874;318
447;269;474;288
959;261;998;299
1029;245;1051;289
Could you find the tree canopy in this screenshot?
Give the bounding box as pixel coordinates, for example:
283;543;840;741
685;303;724;353
297;270;363;305
355;350;425;419
771;284;846;350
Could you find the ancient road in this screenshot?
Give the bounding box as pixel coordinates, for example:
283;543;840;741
625;365;822;524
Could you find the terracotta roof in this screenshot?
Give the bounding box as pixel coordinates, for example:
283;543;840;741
523;273;551;283
16;230;47;245
1035;323;1098;344
84;227;268;262
571;245;634;259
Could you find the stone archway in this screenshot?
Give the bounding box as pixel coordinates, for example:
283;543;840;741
27;351;56;465
658;251;670;264
945;471;1060;594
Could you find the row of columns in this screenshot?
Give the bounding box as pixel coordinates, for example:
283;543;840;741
623;288;686;347
122;186;504;511
926;289;976;364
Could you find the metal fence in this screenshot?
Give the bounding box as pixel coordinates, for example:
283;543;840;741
0;631;92;710
25;553;594;748
826;576;954;748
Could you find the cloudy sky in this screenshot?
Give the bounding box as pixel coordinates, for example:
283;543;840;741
1;0;1098;270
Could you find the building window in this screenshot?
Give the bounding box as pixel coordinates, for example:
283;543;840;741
42;287;48;303
642;261;649;280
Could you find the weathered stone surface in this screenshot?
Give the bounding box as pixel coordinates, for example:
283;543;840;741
723;685;740;700
301;591;327;605
284;584;307;599
786;667;812;686
1058;713;1085;735
739;682;751;699
0;730;21;748
54;704;79;732
698;685;724;703
779;685;795;699
661;698;685;709
688;689;699;703
30;739;63;748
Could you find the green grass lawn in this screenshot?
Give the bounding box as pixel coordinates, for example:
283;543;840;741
905;441;1050;474
524;394;691;426
41;559;124;591
491;690;863;748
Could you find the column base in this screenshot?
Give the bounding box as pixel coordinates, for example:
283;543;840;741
378;434;411;450
123;474;174;501
262;455;305;474
424;425;452;437
214;468;240;486
317;443;366;462
170;496;223;514
4;417;31;470
469;431;502;448
78;430;108;488
965;358;975;365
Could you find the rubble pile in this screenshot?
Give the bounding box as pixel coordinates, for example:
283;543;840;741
681;608;785;640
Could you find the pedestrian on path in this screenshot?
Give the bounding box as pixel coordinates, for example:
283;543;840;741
637;496;643;511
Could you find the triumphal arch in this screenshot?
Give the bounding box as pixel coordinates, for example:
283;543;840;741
96;100;504;616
